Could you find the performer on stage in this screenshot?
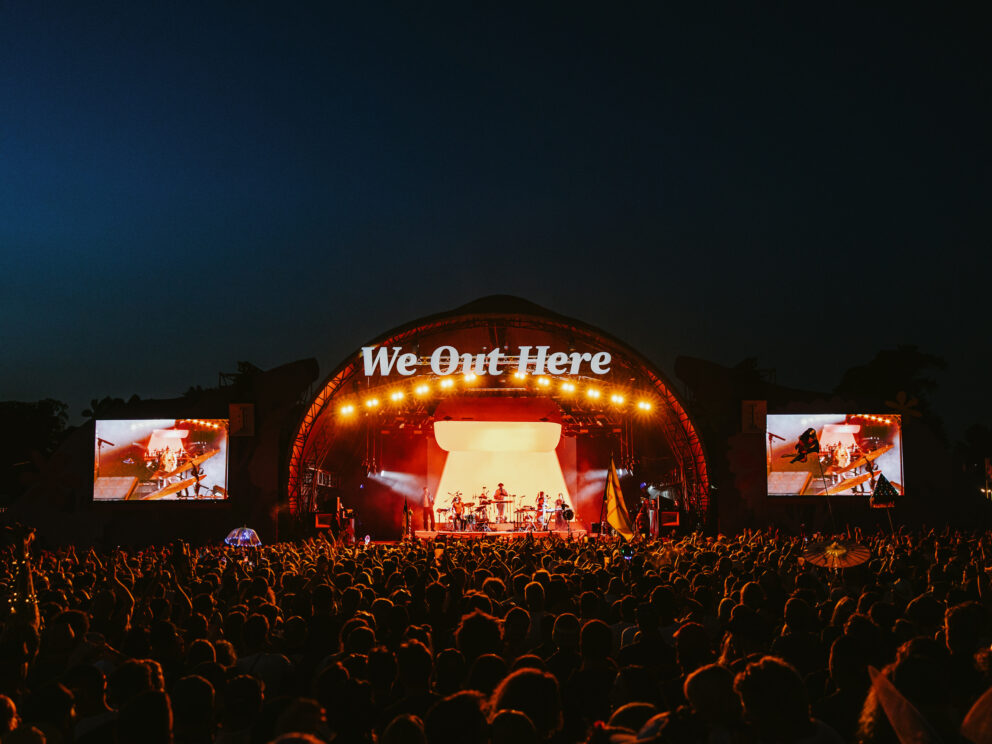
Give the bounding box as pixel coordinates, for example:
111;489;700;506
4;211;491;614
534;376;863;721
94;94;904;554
421;486;435;531
402;500;413;540
182;460;202;499
554;493;568;530
479;485;490;522
536;491;548;528
452;493;465;531
493;482;509;522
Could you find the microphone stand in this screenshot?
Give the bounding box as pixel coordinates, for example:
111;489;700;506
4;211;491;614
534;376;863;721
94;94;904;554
96;438;116;478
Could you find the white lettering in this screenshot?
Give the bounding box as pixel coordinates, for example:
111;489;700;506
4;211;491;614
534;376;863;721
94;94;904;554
486;348;502;375
518;345;550;374
459;352;488;375
430;346;459;375
546;352;569;375
396;353;418;375
568;352;593;374
364;345;612;376
590;352;611;374
362;346;405;375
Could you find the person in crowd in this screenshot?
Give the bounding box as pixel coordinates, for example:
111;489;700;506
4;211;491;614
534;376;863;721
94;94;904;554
735;656;843;743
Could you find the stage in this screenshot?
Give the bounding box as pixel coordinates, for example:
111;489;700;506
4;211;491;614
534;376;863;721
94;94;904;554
415;528;588;541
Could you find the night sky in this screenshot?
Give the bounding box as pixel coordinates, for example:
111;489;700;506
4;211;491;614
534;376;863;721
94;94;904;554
2;4;989;434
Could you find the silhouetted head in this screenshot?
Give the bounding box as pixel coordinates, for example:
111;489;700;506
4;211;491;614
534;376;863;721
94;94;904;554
734;657;811;741
425;691;487;744
490;669;562;740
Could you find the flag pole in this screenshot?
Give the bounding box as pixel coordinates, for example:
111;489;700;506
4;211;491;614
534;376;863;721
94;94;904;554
598;455;611;540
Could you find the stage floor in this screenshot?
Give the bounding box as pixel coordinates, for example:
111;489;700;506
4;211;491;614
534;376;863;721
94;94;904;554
414;528;587;540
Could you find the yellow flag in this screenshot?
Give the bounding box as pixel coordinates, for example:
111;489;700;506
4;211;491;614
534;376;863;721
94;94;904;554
605;458;634;540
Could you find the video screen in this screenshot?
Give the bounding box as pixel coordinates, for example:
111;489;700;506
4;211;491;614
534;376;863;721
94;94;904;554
94;419;229;501
766;414;903;497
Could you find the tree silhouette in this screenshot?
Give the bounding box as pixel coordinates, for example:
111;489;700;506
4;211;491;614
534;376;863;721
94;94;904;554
0;399;70;502
81;396;126;419
834;345;946;435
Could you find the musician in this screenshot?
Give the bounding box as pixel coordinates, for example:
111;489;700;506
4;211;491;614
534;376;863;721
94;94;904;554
554;493;568;530
830;443;852;486
479;485;490;522
535;491;548;528
402;499;413;540
452;493;465;531
182;460;201;499
493;482;509;521
421;486;435;531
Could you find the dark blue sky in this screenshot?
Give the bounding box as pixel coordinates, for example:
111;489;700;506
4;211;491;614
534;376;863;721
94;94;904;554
1;3;989;433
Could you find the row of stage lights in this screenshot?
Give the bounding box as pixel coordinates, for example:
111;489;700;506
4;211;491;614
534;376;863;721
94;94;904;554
800;414;896;427
851;414;896;425
338;373;654;417
178;419;225;429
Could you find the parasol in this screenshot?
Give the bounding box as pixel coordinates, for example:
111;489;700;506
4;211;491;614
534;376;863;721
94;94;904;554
803;540;870;569
224;526;262;547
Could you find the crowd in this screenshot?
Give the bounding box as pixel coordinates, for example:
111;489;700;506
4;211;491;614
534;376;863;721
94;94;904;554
1;524;991;744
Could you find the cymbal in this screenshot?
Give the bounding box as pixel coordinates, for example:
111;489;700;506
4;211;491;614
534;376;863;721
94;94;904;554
515;506;537;512
462;502;474;507
436;508;449;513
826;444;894;475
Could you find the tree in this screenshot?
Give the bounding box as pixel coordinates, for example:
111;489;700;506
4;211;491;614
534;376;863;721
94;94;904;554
81;396;126;419
834;345;946;436
0;399;70;502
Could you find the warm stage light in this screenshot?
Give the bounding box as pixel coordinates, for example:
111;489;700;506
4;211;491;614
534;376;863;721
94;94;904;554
434;420;573;520
637;400;652;411
365;398;380;409
586;388;601;399
537;376;550;387
463;372;477;383
610;394;625;404
513;371;526;380
561;381;575;393
440;378;454;389
415;384;430;396
390;391;405;402
341;404;355;415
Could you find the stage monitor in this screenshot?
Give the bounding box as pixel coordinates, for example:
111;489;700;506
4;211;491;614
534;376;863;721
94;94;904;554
94;419;229;502
765;414;903;498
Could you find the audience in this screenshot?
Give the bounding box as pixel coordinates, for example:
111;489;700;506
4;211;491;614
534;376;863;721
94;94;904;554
2;525;992;743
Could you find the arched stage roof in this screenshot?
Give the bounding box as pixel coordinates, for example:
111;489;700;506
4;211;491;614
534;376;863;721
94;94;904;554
287;296;710;517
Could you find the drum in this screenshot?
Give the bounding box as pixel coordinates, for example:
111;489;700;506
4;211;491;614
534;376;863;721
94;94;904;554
465;513;476;527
